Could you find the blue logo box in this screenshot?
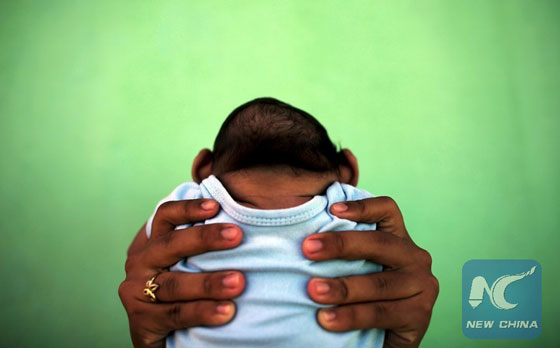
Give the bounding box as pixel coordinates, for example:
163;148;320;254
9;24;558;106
462;259;541;339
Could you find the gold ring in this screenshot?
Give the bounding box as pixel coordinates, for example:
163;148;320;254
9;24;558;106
143;276;160;302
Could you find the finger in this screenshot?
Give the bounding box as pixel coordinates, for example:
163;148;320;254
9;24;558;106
316;300;410;332
164;300;236;328
143;223;243;269
130;300;236;332
151;199;220;239
153;271;245;302
307;271;422;305
330;197;409;239
302;230;417;267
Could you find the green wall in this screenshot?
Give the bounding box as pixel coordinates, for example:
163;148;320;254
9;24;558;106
1;1;558;347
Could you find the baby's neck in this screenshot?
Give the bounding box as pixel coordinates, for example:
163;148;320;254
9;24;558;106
217;168;338;209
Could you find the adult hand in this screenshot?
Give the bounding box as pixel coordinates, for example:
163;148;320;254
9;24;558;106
303;197;439;348
118;199;246;348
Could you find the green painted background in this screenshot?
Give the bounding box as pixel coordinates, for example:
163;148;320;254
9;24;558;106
1;1;558;347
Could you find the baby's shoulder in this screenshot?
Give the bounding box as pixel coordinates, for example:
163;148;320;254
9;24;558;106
164;181;204;201
146;182;203;238
326;182;375;203
323;182;377;232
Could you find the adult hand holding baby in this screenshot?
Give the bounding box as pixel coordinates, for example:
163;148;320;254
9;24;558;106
120;195;438;348
120;98;438;347
118;199;245;348
305;196;439;348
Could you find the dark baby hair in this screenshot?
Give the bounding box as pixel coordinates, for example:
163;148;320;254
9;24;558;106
212;97;345;174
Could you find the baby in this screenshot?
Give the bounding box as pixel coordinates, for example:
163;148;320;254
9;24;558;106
146;98;384;348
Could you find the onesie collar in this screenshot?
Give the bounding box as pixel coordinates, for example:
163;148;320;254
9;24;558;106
201;175;328;226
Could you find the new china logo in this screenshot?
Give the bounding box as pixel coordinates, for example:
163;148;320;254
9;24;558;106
468;266;536;310
462;260;541;339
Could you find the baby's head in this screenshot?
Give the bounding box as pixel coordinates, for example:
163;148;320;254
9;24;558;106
192;97;358;190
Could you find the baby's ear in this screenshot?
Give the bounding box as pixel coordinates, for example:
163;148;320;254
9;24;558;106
338;148;359;186
191;149;214;183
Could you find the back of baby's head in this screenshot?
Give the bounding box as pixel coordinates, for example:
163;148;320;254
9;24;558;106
212;97;343;175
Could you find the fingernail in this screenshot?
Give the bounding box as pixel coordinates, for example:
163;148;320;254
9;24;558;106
305;239;323;253
216;302;233;315
331;203;348;213
221;227;239;240
222;272;240;288
201;200;217;210
320;309;336;322
314;280;330;294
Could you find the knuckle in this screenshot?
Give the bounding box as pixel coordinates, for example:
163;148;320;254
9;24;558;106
372;231;392;247
124;255;138;274
159;230;176;251
372;303;386;321
203;274;214;295
333;233;346;255
126;301;144;317
336;278;350;301
408;298;434;324
373;275;389;294
118;280;131;302
420;299;434;315
181;199;196;217
344;305;358;327
158;201;174;213
355;199;367;215
429;274;440;297
168;303;186;327
197;225;213;249
416;248;432;267
160;275;178;299
154;202;172;222
379;196;397;208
